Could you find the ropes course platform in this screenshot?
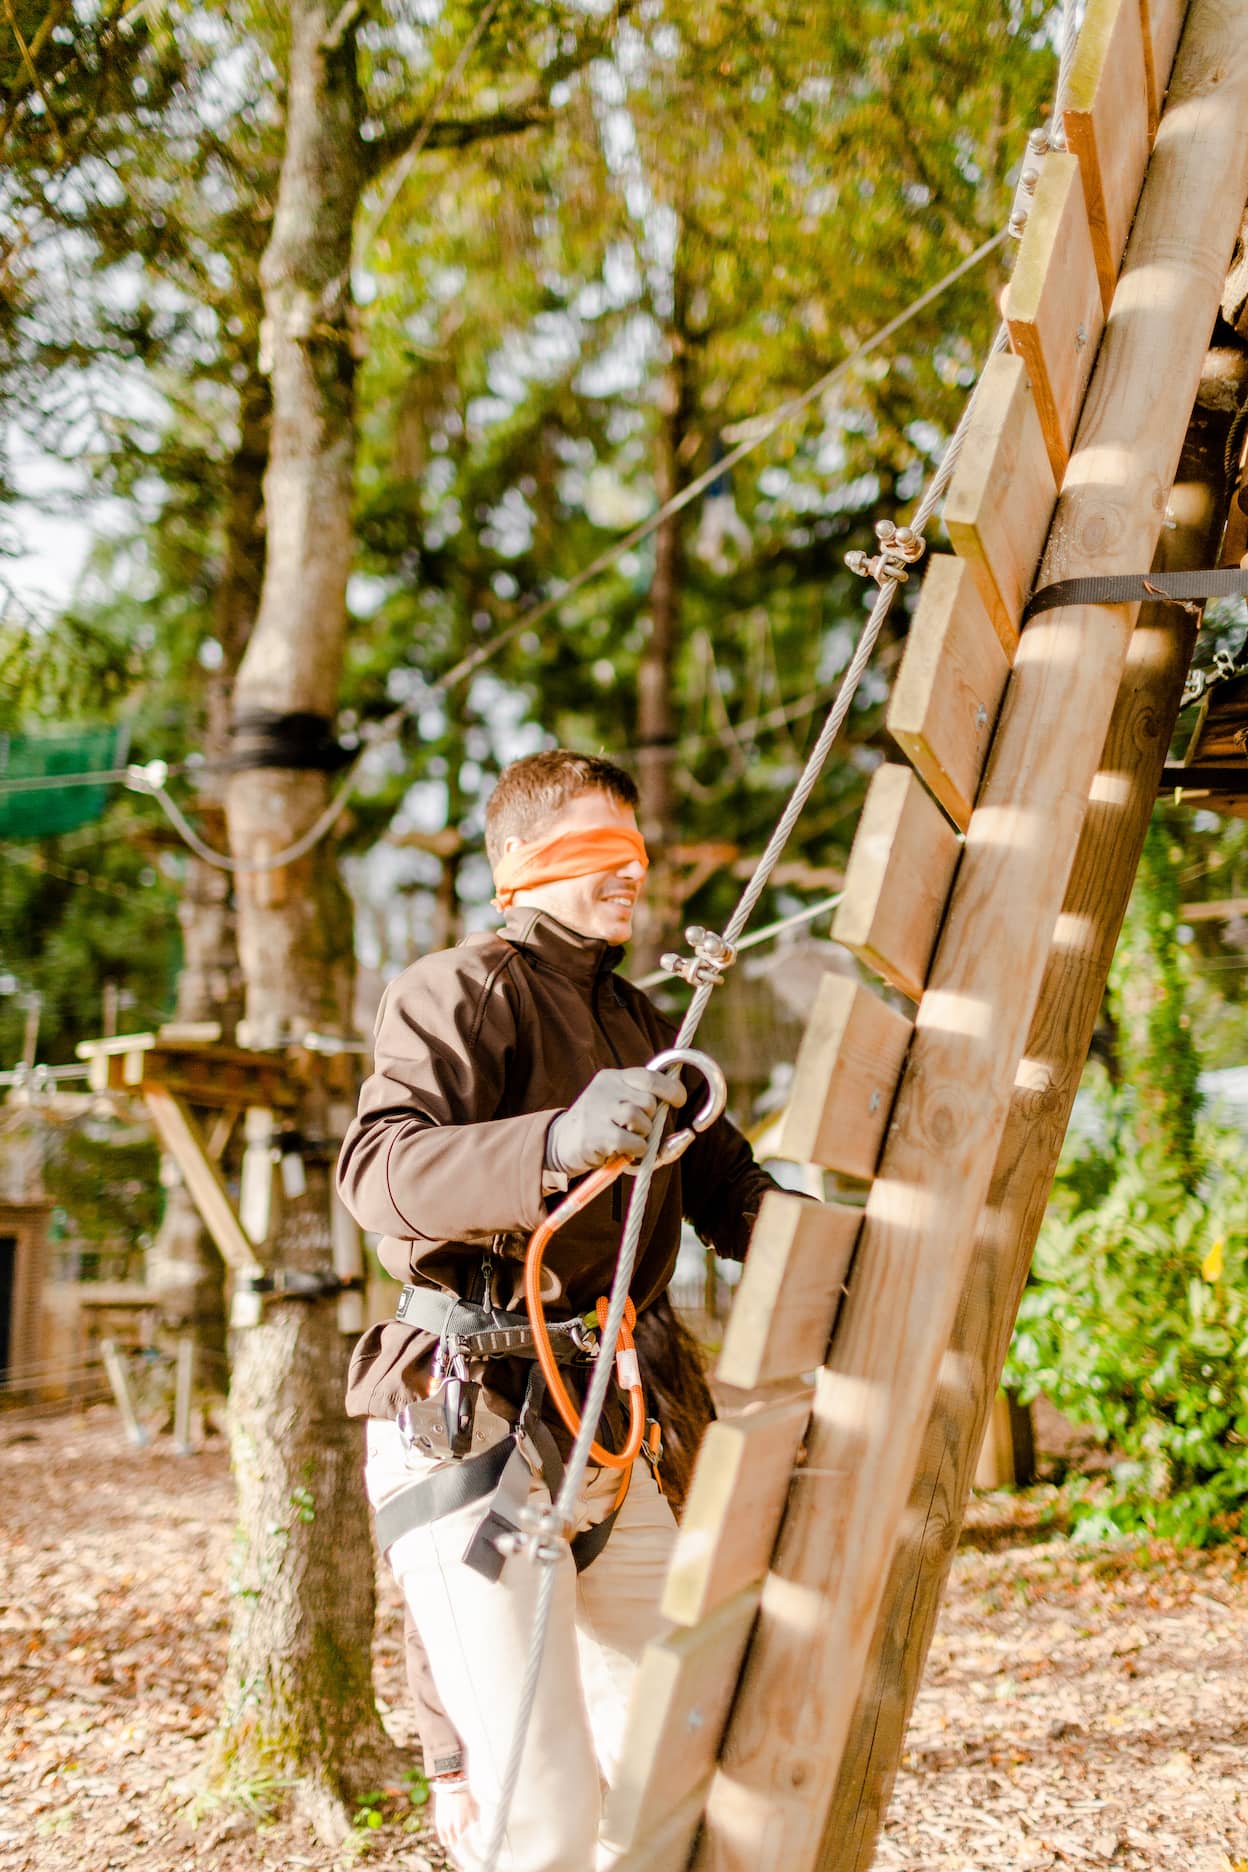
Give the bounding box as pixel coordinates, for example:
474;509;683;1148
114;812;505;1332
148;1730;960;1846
600;4;1248;1865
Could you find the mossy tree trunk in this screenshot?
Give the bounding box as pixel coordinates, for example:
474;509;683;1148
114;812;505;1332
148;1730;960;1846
212;1;391;1829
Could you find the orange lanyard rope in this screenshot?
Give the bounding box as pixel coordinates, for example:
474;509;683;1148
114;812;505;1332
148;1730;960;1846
522;1157;647;1472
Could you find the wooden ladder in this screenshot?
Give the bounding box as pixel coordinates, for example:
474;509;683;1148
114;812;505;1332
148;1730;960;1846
601;2;1248;1866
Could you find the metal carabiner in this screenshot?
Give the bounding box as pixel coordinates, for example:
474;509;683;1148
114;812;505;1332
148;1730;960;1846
627;1045;728;1171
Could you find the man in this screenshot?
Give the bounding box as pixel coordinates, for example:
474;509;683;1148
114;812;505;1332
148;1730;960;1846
338;749;780;1872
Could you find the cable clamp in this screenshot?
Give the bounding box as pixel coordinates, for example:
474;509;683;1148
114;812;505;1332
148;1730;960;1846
659;924;737;989
125;760;169;794
494;1500;571;1567
845;520;926;587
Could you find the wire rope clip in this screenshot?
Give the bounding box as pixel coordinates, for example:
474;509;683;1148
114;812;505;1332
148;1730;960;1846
635;1044;728;1169
495;1500;571;1567
659;924;737;990
125;760;169;794
845;519;926;587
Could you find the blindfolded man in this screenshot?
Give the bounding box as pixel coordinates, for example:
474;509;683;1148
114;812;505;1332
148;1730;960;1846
338;748;781;1872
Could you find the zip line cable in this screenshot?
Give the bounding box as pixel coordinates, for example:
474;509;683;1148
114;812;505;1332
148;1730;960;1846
0;231;1007;873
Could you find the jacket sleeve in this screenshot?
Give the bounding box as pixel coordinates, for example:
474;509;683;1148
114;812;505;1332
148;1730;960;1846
335;947;558;1244
679;1112;785;1264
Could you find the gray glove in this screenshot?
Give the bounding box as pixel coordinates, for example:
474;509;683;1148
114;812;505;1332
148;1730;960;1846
546;1067;688;1178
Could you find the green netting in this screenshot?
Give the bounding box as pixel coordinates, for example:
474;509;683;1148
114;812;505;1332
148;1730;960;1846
0;726;128;840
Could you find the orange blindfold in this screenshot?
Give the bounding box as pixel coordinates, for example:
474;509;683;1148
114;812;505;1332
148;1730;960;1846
493;826;649;909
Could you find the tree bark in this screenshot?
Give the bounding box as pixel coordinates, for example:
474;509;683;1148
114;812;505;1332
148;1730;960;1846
214;1;389;1825
148;366;269;1368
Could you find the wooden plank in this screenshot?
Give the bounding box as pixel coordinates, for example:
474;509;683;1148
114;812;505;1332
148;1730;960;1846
828;341;1238;1870
602;1589;758;1855
695;15;1248;1864
611;1781;708;1872
943;350;1056;652
775;977;912;1180
1064;0;1152;309
1005;151;1104;481
885;556;1010;833
142;1086;263;1274
716;1196;859;1390
1141;0;1188;131
831;765;960;1002
662;1392;812;1628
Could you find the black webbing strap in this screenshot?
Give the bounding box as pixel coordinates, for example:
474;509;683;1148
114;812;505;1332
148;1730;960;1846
1023;566;1248;623
374;1438;511;1556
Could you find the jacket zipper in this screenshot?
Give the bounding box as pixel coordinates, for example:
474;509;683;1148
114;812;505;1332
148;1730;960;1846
591;973;626;1219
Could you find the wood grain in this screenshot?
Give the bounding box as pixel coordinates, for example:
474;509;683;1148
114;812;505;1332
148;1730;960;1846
693;12;1248;1863
716;1195;859;1390
943;351;1057;650
831;764;961;1002
886;555;1010;832
1064;0;1152;308
662;1392;813;1628
1005;151;1104;480
776;975;911;1179
601;1589;759;1853
1142;0;1189;130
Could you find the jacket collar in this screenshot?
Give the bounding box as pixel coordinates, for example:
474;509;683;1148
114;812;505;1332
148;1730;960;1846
501;905;625;981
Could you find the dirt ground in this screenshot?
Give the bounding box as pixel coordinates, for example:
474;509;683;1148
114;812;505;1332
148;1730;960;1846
2;1411;1247;1872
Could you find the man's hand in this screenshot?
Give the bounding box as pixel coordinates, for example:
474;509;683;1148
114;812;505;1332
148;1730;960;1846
547;1066;687;1178
431;1776;476;1851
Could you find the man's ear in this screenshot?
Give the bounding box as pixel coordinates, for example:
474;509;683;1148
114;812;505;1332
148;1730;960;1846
502;834;522;855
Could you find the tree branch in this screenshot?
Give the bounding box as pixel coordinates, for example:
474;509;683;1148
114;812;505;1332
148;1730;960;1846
361;0;636;181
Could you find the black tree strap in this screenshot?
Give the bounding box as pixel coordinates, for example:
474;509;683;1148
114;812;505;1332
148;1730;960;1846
224;709;354;773
1023;566;1248;623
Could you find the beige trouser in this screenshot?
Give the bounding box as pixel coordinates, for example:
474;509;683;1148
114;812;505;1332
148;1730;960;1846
365;1416;677;1872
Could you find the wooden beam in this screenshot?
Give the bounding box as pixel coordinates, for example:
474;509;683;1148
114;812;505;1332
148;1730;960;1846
142;1086;263;1274
832;764;961;1002
696;15;1248;1864
1005;151;1104;481
1064;0;1152;309
1180;895;1248;920
776;976;912;1181
1142;0;1189;131
827;339;1239;1868
601;1588;759;1854
662;1392;813;1628
611;1783;709;1872
716;1196;859;1390
943;350;1056;654
886;555;1010;833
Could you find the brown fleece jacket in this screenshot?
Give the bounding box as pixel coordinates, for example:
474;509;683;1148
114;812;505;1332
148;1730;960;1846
337;906;778;1424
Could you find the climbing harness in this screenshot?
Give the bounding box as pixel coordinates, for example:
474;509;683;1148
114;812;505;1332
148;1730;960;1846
373;1046;725;1586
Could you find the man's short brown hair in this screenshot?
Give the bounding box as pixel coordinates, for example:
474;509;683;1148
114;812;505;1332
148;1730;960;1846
484;750;639;867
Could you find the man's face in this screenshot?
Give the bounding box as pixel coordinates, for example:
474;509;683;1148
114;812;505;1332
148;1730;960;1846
506;788;646;943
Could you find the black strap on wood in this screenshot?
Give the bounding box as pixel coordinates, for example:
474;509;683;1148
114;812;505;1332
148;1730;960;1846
1023;566;1248;623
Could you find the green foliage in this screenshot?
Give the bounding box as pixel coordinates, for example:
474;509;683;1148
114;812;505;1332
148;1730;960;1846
1008;1125;1248;1548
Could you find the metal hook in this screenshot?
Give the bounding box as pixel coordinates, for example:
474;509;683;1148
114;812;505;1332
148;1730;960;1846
629;1046;728;1171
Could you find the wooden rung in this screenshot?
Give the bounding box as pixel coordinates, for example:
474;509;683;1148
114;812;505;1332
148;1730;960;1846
1141;0;1187;133
1005;151;1104;482
601;1589;758;1854
717;1195;859;1390
777;976;911;1180
609;1780;709;1872
943;350;1056;653
832;764;961;1002
662;1391;812;1628
1064;0;1152;309
885;556;1010;834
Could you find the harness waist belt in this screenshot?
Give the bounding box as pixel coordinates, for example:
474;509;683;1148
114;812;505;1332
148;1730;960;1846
395;1282;590;1363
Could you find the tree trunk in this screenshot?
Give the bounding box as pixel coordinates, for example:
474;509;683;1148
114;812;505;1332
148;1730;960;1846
633;336;692;974
148;367;269;1370
213;1;389;1825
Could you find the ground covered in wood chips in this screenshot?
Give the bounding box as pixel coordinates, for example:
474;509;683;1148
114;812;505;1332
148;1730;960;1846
2;1411;1247;1872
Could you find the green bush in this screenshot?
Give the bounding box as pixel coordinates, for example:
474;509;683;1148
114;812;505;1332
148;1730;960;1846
1006;1122;1248;1547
